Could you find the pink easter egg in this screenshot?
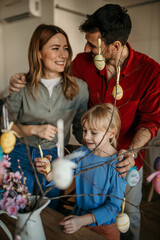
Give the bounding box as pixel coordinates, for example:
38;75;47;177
154;156;160;171
153;172;160;194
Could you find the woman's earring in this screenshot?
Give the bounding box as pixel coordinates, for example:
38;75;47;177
94;38;105;71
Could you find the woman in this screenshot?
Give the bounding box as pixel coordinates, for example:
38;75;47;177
7;24;89;208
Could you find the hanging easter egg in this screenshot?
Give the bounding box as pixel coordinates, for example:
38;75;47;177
116;212;130;233
0;131;16;154
94;38;105;71
51;158;77;190
153;173;160;194
41;157;51;174
126;168;140;187
112;84;123;100
94;55;105;70
154;156;160;171
38;144;51;174
147;171;160;195
112;66;123;100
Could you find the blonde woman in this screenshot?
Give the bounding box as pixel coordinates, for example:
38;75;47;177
7;24;88;208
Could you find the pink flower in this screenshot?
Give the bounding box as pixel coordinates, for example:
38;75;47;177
3;172;11;183
0;197;8;210
16;195;27;209
7;204;19;216
2;155;11;161
2;159;11;168
13;171;22;180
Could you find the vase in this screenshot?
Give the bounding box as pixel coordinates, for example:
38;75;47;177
0;195;50;240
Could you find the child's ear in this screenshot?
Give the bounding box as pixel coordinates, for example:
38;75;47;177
109;127;118;138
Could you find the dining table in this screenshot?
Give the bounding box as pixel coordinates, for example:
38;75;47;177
0;207;106;240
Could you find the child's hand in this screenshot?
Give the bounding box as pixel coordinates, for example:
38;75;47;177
59;215;83;234
34;155;52;180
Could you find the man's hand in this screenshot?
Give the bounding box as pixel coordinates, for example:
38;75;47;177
116;149;135;177
9;73;26;94
59;215;83;234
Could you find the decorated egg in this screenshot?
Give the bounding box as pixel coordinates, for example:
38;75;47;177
126;168;140;187
41;157;51;174
147;171;160;195
51;158;77;190
116;212;130;233
94;55;105;70
154;156;160;170
0;131;16;154
153;173;160;194
112;84;123;100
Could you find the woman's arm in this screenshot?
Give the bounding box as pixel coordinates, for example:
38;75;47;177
12;123;58;141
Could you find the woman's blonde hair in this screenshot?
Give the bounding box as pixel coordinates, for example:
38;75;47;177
26;24;78;100
81;103;121;148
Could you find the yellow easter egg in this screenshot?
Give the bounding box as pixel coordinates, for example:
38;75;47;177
0;131;16;154
42;157;51;174
112;84;123;100
116;212;130;233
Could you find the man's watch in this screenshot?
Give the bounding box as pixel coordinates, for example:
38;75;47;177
127;146;138;159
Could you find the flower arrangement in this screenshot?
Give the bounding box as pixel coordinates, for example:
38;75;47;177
0;151;31;217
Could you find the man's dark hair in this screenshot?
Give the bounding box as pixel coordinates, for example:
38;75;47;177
79;4;132;45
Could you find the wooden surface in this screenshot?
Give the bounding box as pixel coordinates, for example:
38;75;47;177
0;207;106;240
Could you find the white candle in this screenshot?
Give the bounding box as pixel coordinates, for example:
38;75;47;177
57;119;64;159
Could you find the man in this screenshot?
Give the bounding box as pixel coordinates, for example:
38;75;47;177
9;4;160;240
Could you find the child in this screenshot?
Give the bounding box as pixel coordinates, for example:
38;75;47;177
35;103;126;240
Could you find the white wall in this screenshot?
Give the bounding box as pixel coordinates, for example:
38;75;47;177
54;0;106;59
0;0;54;97
128;2;160;63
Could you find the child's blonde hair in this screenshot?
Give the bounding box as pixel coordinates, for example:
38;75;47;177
81;103;121;148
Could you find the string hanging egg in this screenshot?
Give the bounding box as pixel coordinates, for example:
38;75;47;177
112;66;123;100
94;38;105;71
116;198;130;233
0;122;17;154
38;145;51;174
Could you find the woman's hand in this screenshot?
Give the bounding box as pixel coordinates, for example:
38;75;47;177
9;73;26;94
59;215;83;234
116;149;135;177
33;124;58;141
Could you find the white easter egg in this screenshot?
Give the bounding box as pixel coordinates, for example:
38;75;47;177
51;158;77;190
116;213;130;233
126;169;140;187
